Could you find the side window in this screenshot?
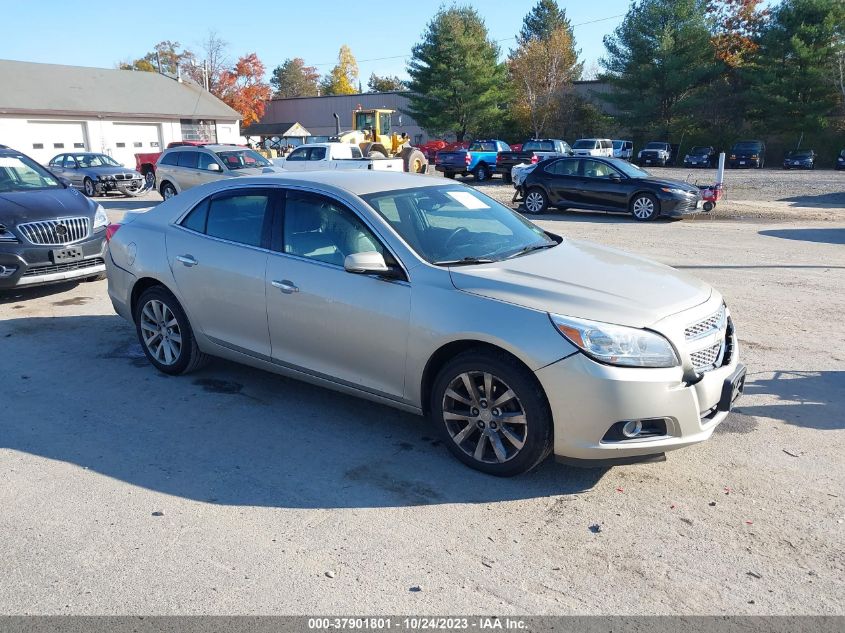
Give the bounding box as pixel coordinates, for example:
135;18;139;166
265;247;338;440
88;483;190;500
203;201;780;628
545;159;578;176
350;146;363;159
309;147;327;161
63;155;77;168
206;194;270;247
49;156;63;168
197;152;218;171
159;152;179;166
177;151;199;169
181;201;208;233
286;148;308;161
283;191;383;267
582;160;617;179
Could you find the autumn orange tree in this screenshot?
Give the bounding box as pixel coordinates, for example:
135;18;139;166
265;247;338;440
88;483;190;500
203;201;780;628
218;53;272;127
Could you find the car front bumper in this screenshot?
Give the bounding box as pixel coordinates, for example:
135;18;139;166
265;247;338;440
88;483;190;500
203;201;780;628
729;158;760;168
660;194;704;217
0;233;106;290
536;301;742;461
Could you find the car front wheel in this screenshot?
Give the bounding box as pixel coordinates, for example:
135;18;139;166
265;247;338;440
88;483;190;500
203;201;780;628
83;177;96;197
524;187;548;214
430;350;552;476
630;193;659;221
160;182;177;200
134;286;209;375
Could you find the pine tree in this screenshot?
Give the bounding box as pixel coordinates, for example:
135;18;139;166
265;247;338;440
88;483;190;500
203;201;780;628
270;58;320;98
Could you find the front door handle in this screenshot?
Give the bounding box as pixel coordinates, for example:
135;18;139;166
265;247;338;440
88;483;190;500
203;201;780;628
176;255;198;267
272;279;299;294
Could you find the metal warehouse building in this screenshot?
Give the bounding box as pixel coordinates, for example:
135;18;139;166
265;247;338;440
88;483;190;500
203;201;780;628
0;59;241;166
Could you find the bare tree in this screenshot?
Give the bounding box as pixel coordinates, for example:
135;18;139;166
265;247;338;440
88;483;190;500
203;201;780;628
184;30;230;96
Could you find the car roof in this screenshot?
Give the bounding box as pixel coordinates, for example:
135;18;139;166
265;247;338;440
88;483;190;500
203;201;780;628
191;171;438;197
163;144;241;152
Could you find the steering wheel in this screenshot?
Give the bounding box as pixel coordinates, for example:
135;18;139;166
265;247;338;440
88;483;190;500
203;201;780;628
444;227;471;251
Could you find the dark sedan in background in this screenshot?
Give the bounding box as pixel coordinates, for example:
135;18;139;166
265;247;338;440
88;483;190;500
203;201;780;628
47;152;144;197
0;146;108;290
835;149;844;170
518;157;703;221
683;146;717;168
782;149;816;170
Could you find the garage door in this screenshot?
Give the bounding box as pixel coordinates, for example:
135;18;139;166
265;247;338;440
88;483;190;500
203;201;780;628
26;121;87;165
110;123;162;168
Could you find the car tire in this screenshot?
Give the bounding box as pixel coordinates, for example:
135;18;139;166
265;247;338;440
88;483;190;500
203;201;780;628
444;172;456;179
503;172;513;184
703;201;714;212
630;193;659;221
134;286;210;376
523;187;548;214
160;182;177;200
430;349;553;477
82;177;96;197
473;163;490;182
143;170;156;188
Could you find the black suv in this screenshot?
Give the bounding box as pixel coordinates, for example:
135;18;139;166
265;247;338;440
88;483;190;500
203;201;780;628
729;140;766;168
0;145;108;290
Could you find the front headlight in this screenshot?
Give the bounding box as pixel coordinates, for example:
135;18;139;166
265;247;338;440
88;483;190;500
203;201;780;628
661;187;692;196
550;314;680;368
93;204;109;230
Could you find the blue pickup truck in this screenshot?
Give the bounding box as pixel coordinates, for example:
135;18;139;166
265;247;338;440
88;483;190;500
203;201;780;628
434;139;511;181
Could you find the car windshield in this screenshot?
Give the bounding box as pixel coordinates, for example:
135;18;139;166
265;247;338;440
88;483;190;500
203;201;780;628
523;141;554;151
733;142;761;151
75;154;121;168
215;149;271;170
610;159;650;178
572;140;596;149
645;142;667;150
361;184;556;265
840;149;845;158
689;146;710;154
786;150;812;158
0;154;62;192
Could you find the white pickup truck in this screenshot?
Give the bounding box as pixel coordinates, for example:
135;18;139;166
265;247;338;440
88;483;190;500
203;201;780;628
274;142;403;171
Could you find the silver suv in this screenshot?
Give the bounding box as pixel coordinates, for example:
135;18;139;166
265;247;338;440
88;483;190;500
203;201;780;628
155;145;280;200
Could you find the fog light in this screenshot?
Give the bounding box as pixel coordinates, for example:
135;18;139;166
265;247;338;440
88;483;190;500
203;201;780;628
621;420;643;438
0;265;17;278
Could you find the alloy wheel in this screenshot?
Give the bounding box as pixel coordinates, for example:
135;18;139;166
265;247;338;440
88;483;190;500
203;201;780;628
442;371;528;464
525;191;545;214
139;299;182;366
632;196;655;219
163;185;175;200
83;179;95;196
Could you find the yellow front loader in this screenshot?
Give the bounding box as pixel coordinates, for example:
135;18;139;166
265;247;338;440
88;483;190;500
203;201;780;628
331;108;428;173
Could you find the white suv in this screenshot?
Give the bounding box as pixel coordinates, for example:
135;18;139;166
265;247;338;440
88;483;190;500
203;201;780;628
571;138;614;157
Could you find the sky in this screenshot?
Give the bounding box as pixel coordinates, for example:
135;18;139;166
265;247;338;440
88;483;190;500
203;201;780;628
2;0;632;83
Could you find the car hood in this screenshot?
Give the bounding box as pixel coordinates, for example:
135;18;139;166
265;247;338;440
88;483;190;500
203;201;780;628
229;166;283;176
448;238;711;328
85;165;140;176
0;187;95;224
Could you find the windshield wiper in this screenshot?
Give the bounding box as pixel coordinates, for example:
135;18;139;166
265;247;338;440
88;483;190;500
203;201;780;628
433;256;496;266
503;242;557;260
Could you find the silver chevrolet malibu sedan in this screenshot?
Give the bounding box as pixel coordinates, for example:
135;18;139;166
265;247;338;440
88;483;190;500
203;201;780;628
105;172;745;476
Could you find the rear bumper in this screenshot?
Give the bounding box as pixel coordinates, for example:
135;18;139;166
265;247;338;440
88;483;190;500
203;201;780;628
105;249;136;321
0;233;106;290
435;165;465;175
536;348;741;461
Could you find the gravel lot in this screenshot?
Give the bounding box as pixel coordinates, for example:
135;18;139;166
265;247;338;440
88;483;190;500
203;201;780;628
0;178;843;615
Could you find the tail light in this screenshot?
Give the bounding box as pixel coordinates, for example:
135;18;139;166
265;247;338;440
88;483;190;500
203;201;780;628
496;154;502;165
105;223;122;242
530;155;539;164
465;153;471;166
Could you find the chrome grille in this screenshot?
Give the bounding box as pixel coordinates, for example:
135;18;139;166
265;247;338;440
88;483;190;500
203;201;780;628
17;217;90;245
114;173;140;181
690;343;723;373
685;305;726;341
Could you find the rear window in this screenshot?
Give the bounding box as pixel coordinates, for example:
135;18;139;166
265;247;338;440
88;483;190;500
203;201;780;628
572;139;597;149
159;151;179;166
469;142;497;152
523;141;554;152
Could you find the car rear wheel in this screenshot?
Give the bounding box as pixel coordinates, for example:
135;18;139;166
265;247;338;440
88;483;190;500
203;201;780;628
524;187;548;214
82;178;95;197
473;163;490;181
430;350;552;476
134;286;209;375
502;172;512;184
630;193;659;221
160;182;177;200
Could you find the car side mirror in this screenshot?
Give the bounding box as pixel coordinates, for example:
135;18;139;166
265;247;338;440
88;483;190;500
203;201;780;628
344;251;389;275
207;163;222;172
610;174;622;182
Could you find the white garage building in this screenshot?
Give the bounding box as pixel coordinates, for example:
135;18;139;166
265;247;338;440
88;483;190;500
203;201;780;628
0;59;241;167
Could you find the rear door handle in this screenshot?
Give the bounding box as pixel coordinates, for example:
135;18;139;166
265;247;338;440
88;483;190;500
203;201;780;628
271;279;299;294
176;255;198;267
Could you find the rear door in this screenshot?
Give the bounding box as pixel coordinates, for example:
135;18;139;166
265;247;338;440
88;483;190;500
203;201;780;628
543;158;582;206
306;146;327;171
175;151;201;190
167;188;277;356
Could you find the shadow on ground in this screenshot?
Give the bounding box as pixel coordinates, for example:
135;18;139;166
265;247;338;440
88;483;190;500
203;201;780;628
0;281;82;305
732;370;845;430
1;315;605;509
759;228;845;245
778;192;845;207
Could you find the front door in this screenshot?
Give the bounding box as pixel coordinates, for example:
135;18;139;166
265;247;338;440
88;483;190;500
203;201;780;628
579;159;629;210
265;189;410;398
62;155;83;188
166;188;277;357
